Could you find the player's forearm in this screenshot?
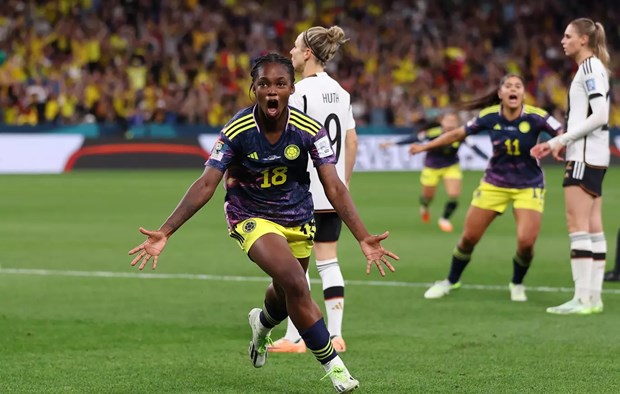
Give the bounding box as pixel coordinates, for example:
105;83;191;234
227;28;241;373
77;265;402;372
159;179;215;237
547;97;608;149
325;182;371;241
344;130;358;184
420;127;465;151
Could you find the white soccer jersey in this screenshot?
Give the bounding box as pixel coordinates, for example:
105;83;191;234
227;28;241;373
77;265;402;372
289;72;356;210
565;56;610;166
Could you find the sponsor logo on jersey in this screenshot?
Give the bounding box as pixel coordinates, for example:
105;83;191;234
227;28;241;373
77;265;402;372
247;152;259;160
518;121;531;133
493;123;502;130
586;78;596;92
284;144;300;160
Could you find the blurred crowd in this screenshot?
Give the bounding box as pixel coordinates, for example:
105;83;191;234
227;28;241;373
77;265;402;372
0;0;619;129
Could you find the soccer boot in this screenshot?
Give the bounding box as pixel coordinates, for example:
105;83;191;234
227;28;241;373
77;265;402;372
330;336;347;353
438;218;454;232
546;299;592;315
248;308;272;367
267;337;307;353
591;300;604;314
420;206;430;223
509;283;527;302
321;358;359;393
424;279;461;299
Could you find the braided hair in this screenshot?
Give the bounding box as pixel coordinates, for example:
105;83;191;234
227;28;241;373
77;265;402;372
248;53;295;98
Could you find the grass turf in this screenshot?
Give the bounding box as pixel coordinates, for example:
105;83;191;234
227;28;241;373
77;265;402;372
1;168;619;393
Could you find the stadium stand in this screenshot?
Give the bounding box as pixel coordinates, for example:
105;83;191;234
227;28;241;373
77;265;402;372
0;0;618;129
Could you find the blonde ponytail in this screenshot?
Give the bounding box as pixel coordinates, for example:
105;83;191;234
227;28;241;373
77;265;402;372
570;18;610;70
593;22;610;69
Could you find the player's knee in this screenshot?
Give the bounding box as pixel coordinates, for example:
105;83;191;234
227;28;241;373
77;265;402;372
517;238;536;255
459;235;478;251
280;272;311;299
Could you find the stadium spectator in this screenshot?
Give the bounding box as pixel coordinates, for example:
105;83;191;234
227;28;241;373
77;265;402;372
531;18;611;315
0;0;618;129
410;74;563;302
127;53;397;393
267;25;358;355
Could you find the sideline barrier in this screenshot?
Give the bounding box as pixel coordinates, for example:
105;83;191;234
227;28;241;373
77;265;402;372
1;133;619;174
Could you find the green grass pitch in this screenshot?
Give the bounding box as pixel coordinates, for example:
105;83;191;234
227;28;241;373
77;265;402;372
1;168;619;393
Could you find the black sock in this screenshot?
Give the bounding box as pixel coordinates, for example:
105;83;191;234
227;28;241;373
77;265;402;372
448;246;471;284
259;300;287;329
419;196;431;209
442;199;458;220
300;318;337;364
511;254;532;284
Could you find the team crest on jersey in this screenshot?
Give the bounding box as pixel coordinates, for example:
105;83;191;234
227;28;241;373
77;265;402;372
586;78;596;92
243;219;256;233
518;121;531;133
284;144;301;160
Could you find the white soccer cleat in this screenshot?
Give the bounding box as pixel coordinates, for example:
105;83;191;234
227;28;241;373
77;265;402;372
546;298;592;315
248;308;272;368
321;358;359;393
509;283;527;302
424;279;461;299
591;300;604;314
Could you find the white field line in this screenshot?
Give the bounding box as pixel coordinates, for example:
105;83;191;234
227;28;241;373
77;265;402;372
2;267;620;295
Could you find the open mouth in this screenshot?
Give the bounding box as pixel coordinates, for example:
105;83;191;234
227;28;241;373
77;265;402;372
508;94;518;105
266;99;279;116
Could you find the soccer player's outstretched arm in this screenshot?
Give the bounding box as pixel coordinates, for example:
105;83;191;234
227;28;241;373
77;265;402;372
408;127;467;155
128;166;225;270
317;163;399;276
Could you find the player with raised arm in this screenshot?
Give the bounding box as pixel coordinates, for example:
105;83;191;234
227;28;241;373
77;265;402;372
380;112;489;232
531;18;611;314
128;53;398;393
267;26;358;354
410;75;562;302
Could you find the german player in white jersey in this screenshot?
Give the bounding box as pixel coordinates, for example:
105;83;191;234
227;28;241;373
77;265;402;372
531;18;611;315
268;25;358;354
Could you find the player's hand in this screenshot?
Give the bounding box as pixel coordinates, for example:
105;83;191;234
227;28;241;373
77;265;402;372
360;231;399;276
550;144;565;162
128;227;168;270
530;142;551;159
408;143;425;155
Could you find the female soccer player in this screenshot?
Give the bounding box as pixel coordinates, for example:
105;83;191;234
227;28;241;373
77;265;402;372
531;18;611;315
128;53;398;393
268;25;358;354
380;112;488;232
410;74;563;302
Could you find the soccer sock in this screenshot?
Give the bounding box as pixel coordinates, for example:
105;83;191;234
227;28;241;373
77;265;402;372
419;196;431;210
442;199;458;220
300;318;337;365
447;246;471;284
590;232;607;305
259;299;287;330
511;254;532;285
569;232;593;303
283;271;310;342
317;258;345;338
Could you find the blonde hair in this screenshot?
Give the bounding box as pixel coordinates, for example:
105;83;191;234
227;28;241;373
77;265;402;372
303;26;349;65
570;18;610;69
